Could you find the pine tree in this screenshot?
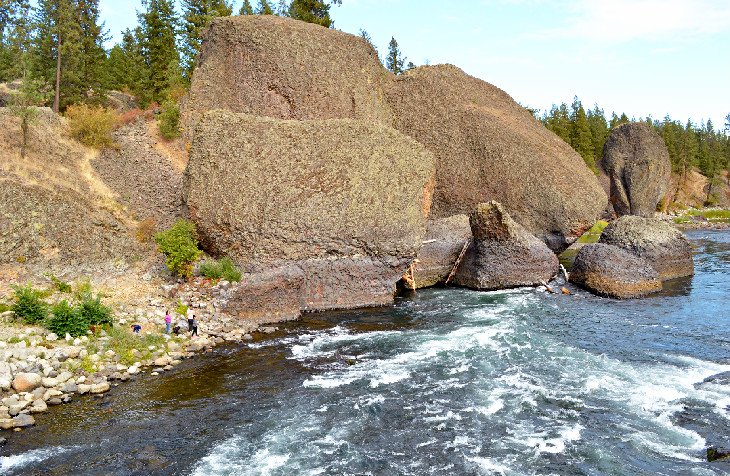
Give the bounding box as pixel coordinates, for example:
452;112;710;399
586;105;608;163
543;103;571;144
570;99;596;172
76;0;108;103
139;0;181;104
0;1;33;82
181;0;232;79
257;0;274;15
289;0;341;28
105;28;147;97
33;0;84;112
239;0;254;15
385;36;405;75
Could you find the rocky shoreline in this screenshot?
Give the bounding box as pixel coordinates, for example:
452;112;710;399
0;277;289;437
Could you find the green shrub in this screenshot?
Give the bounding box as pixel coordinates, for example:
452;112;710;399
199;257;242;282
157;100;180;140
154;220;203;278
78;292;113;327
45;273;72;293
65;104;118;148
175;300;189;317
47;300;88;337
10;284;48;324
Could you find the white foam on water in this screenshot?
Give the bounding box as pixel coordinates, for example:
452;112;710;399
466;456;515;475
300;314;513;389
0;446;80;474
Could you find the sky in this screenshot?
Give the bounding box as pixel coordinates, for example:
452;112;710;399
100;0;730;128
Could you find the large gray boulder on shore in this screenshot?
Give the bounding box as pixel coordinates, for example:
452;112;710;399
599;216;694;281
570;243;662;299
600;122;671;217
452;202;558;290
184;110;435;315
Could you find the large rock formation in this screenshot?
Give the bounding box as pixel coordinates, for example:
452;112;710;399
385;65;607;251
570;243;662;299
184;110;435;314
452;202;558;290
600;122;671;217
412;215;471;289
599;216;694;280
182;17;608;252
181;15;391;135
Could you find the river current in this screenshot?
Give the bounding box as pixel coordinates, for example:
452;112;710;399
2;230;729;475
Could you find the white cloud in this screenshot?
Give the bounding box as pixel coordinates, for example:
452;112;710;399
541;0;730;42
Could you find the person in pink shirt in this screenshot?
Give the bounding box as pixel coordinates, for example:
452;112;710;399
164;310;172;335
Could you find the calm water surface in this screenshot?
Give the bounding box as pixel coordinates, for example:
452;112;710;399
2;230;729;475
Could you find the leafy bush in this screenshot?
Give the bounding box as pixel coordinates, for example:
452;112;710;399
46;290;113;338
157;100;180;140
199;257;242;282
46;273;72;293
47;300;88;337
154;220;202;279
175;300;189;317
78;292;113;327
10;284;48;324
65;104;118;148
136;217;157;244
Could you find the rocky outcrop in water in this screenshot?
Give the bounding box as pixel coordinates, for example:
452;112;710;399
599;216;694;280
182;16;607;253
452;202;558;290
412;215;471;289
600;123;671;217
570;243;662;299
184;110;435;314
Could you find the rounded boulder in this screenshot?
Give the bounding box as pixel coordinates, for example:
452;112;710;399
570;243;662;299
599;216;694;280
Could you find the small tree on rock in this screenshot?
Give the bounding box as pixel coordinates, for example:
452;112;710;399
386;36;406;75
9;78;47;159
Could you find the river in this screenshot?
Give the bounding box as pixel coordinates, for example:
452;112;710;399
2;230;729;475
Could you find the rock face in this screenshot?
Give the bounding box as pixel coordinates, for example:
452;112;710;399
599;216;694;280
600;123;671;217
570;243;662;299
385;65;607;251
452;202;558;290
181;15;391;135
185;111;435;312
413;215;471;289
182;17;607;252
0;108;142;272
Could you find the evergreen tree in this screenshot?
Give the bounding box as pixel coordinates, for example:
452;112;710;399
257;0;274;15
181;0;232;79
105;28;147;97
239;0;254;15
139;0;181;104
569;98;596;172
76;0;108;103
385;36;405;75
289;0;341;28
0;1;33;82
33;0;84;112
543;103;571;144
586;105;608;163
